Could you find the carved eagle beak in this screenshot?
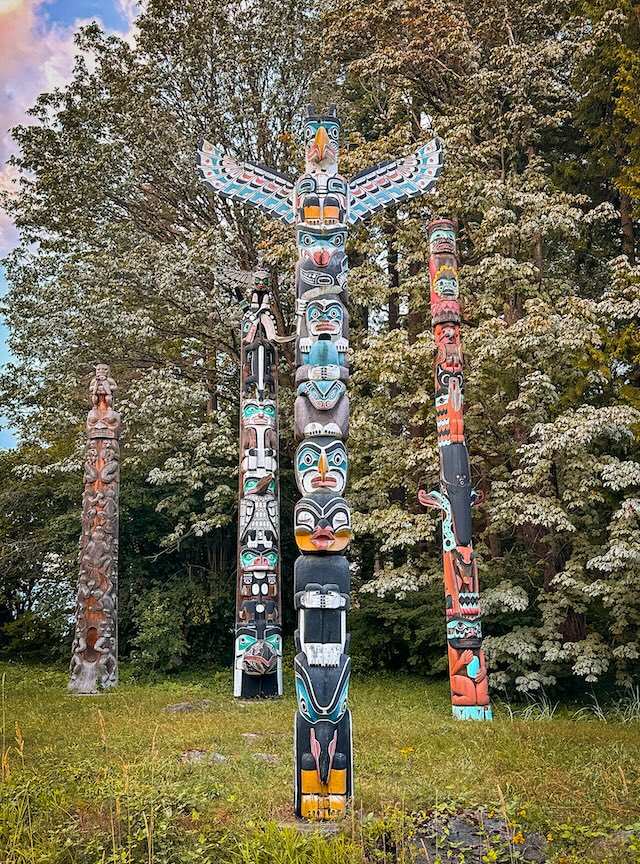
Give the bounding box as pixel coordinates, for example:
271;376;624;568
313;125;330;160
317;452;329;478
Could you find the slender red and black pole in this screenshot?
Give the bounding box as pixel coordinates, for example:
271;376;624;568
419;220;492;720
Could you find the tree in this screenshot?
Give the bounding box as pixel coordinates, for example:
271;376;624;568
570;0;640;263
0;0;320;668
323;0;640;691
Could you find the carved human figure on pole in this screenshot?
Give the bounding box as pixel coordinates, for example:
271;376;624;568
197;103;443;819
233;265;283;698
419;220;492;721
69;365;121;693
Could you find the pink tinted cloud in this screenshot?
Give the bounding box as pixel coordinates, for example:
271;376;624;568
0;0;138;254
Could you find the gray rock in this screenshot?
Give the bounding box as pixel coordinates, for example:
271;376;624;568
251;752;280;764
589;829;634;859
180;749;227;764
164;700;212;714
180;749;208;763
241;732;264;742
522;832;547;862
165;702;198;714
413;809;547;864
448;815;483;851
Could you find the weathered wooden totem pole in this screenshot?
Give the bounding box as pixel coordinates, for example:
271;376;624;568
197;105;443;818
419;221;492;720
69;365;121;693
235;266;283;698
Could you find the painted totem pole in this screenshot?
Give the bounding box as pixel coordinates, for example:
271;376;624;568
235;266;283;698
69;365;120;693
197;104;443;818
418;220;491;720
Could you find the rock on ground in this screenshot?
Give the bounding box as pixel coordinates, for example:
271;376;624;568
412;809;547;864
164;700;213;713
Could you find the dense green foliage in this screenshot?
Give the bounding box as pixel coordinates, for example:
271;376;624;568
0;0;638;694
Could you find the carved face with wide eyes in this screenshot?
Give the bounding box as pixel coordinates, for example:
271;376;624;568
243;475;276;495
446;617;482;649
306;299;344;338
253;268;269;290
295;437;348;495
433;265;459;299
240;545;278;572
429;226;456;254
294;493;352;552
242;400;276;428
297;227;346;269
304;119;340;166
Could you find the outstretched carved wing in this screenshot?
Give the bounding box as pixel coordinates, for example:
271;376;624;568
348;138;444;225
214;264;252;295
196;140;296;225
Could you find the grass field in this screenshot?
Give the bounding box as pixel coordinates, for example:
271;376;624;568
1;662;639;863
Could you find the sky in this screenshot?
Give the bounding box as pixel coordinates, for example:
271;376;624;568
0;0;138;449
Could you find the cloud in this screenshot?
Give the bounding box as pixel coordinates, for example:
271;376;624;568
117;0;140;28
0;0;138;253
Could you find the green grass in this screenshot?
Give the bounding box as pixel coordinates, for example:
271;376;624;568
1;662;639;863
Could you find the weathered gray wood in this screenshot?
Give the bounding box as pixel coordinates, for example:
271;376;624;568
69;365;120;694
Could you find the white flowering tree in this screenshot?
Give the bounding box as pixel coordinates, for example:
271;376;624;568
324;0;640;690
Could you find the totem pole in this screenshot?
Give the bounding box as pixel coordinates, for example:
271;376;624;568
197;104;443;818
418;220;492;720
69;365;121;693
235;265;283;698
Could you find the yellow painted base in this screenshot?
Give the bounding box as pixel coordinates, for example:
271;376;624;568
300;769;348;820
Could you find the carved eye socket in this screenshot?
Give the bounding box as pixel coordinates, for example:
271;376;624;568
296;509;314;530
266;552;278;566
309;308;321;320
299;449;316;467
328;125;339;140
330;451;344;467
328;177;346;193
332;510;349;530
302;233;313;246
332;234;344;247
328;306;341;319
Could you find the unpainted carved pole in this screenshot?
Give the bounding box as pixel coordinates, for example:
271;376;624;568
69;365;121;694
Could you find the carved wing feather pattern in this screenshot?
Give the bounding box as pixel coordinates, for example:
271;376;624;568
196;140;296;225
348;138;444;225
214;264;253;295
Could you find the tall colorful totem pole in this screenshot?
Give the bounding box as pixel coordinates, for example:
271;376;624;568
197;104;443;818
418;220;491;721
69;365;121;694
235;265;283;698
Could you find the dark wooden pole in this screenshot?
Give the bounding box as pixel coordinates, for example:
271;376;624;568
69;365;121;694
